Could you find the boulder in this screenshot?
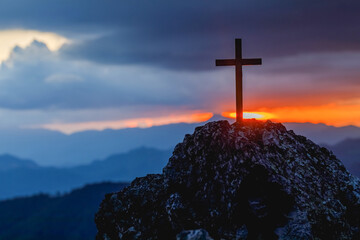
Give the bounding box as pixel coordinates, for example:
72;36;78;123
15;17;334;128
96;120;360;239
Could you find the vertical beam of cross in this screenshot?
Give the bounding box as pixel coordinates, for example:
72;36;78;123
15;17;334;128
235;39;243;123
216;39;262;123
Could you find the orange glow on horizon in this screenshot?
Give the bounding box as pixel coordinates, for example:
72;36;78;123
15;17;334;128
37;112;213;134
31;102;360;134
268;103;360;127
222;111;276;120
222;102;360;127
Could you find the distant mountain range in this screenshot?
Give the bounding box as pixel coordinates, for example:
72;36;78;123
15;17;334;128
0;182;128;240
325;138;360;177
0;122;200;166
0;116;359;167
0;140;358;200
283;123;360;177
0;123;358;239
0;154;38;171
283;122;360;145
0;148;170;199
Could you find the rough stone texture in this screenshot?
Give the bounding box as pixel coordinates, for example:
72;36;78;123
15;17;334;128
95;120;360;239
176;229;213;240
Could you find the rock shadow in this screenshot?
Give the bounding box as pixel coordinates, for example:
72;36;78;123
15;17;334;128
233;165;294;240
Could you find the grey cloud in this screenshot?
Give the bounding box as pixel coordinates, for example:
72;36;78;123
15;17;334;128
0;1;359;112
1;40;359;111
0;41;233;110
0;1;358;70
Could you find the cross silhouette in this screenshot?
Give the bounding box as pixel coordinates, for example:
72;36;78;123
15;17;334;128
216;39;262;123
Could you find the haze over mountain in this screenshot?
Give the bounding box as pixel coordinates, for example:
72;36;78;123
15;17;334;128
325;138;360;177
283;122;360;145
0;121;358;239
0;120;359;199
0;123;200;166
0;148;170;199
0;116;359;167
0;154;38;171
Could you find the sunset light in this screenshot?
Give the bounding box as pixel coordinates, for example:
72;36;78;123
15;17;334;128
222;102;360;127
39;112;214;134
268;103;360;127
222;111;276;120
0;1;360;239
0;29;69;62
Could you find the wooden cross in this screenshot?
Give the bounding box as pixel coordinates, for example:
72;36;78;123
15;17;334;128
216;39;262;123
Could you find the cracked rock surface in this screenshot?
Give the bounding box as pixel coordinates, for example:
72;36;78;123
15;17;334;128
95;120;360;239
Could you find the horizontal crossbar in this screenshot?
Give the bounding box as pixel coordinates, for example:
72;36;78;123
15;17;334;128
241;58;262;65
216;58;262;66
216;59;235;66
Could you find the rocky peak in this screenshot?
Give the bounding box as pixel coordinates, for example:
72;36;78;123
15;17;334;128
95;120;360;239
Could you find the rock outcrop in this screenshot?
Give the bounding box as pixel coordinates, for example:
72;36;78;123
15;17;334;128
95;120;360;239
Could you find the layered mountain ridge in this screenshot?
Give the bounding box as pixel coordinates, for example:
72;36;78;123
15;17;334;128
0;116;358;166
0;148;170;199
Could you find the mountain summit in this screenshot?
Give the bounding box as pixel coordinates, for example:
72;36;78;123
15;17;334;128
95;120;360;239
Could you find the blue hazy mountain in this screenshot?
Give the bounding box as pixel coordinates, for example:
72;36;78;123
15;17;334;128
325;138;360;177
0;154;39;171
0;123;201;166
0;148;171;199
0;182;128;240
0;116;358;166
283;122;360;145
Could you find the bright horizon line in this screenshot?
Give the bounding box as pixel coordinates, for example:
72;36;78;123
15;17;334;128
24;109;360;135
28;111;275;135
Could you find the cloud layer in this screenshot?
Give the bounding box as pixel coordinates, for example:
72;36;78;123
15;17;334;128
0;41;234;111
0;0;359;129
0;1;358;69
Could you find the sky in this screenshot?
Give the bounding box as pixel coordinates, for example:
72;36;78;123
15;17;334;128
0;0;359;133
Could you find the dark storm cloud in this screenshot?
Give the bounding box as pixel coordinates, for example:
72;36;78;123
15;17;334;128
0;0;359;70
61;0;360;70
